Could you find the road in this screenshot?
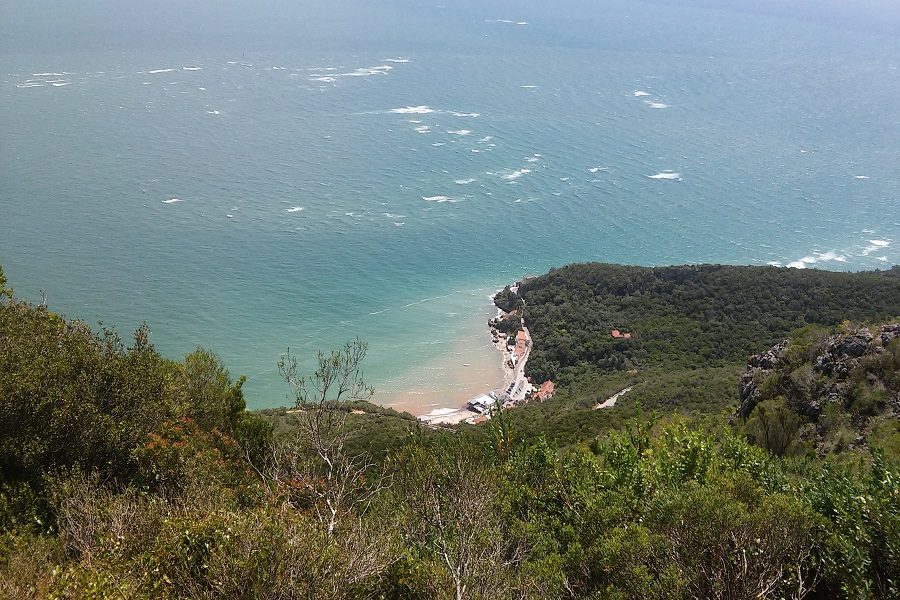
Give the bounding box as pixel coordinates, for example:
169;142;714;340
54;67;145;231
506;326;534;403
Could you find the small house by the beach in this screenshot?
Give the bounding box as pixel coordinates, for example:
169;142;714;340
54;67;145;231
535;380;555;401
468;394;499;414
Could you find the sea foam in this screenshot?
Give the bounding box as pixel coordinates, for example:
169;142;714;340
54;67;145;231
647;171;681;180
392;105;434;114
787;250;848;268
161;198;182;204
862;239;891;256
286;206;304;213
502;168;532;181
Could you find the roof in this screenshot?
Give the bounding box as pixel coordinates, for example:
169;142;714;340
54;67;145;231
536;380;555;401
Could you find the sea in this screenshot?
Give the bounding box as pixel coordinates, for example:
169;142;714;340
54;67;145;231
2;0;899;412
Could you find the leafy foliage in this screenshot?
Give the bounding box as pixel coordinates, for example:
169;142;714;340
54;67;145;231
520;263;900;385
2;264;900;597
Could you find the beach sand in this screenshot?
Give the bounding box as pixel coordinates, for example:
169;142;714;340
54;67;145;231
376;301;504;416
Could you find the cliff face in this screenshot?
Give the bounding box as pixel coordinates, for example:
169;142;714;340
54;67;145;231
737;323;900;453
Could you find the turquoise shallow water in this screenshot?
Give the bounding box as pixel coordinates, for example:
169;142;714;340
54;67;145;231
2;1;899;409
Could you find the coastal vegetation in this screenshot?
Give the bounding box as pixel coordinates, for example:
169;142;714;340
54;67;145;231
493;264;900;447
2;264;900;598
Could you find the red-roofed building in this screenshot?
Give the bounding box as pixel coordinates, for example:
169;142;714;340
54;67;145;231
514;330;528;361
535;380;555;401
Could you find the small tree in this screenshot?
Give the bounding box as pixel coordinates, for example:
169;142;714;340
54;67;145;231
747;397;802;457
273;339;383;535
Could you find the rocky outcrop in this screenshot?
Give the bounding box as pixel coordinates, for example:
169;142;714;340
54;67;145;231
737;340;789;418
881;324;900;347
493;286;523;313
813;328;875;378
737;323;900;428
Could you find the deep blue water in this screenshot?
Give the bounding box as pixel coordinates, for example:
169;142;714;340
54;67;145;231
2;0;898;409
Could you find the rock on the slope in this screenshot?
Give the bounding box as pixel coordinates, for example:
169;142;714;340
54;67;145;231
737;340;789;418
814;328;875;378
881;324;900;347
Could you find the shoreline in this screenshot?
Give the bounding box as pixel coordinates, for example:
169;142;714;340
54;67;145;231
415;280;539;426
376;290;503;418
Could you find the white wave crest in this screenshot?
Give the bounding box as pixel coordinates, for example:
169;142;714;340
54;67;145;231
422;195;458;203
286;206;304;213
161;198;182;204
337;65;393;77
634;90;651;97
647;171;681;180
786;256;816;269
391;105;434;114
455;178;476;185
447;129;471;135
501;168;532;181
862;239;891;256
644;101;670;109
787;250;848;268
148;68;176;74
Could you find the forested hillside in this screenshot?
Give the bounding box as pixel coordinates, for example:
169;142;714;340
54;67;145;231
2;265;900;598
520;263;900;385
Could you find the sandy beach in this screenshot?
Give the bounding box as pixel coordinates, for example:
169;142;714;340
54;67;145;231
376;297;504;417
